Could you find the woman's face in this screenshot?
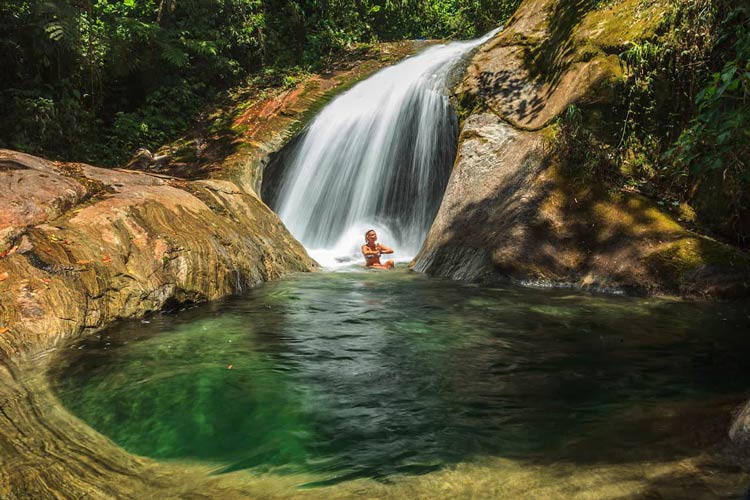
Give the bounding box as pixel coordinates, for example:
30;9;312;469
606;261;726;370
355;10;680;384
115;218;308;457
366;231;377;243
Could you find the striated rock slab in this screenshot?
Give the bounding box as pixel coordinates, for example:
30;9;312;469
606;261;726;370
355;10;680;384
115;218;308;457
414;113;545;280
0;149;316;358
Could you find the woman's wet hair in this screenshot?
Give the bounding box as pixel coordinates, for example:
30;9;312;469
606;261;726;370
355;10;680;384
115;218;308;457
365;229;375;242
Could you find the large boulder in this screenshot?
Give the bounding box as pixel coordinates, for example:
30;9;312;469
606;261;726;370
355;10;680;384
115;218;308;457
0;149;316;358
413;0;750;297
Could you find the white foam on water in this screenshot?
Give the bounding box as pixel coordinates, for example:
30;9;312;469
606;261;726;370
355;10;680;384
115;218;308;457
306;224;413;270
273;29;499;269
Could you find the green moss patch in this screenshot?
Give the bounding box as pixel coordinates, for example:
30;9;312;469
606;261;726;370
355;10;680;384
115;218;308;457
648;236;750;284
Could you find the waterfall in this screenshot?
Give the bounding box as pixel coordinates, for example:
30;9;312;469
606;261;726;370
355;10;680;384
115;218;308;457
268;30;498;268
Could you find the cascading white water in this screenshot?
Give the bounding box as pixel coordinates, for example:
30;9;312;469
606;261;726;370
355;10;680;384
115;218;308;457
269;30;498;268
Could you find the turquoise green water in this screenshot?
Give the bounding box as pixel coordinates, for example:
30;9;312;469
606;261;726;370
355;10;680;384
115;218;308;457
51;270;750;485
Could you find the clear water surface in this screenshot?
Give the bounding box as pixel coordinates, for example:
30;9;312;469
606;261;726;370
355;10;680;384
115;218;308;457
51;269;750;486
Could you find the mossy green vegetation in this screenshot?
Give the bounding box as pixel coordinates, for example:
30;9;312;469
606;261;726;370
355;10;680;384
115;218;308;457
647;235;750;294
548;0;750;246
477;0;747;249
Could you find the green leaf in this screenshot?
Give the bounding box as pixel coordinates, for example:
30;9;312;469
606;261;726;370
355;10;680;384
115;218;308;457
45;22;65;41
695;88;707;104
160;44;189;67
708;157;724;171
721;65;737;84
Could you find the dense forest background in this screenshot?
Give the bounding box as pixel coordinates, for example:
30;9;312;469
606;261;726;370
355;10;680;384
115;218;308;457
0;0;748;243
0;0;518;166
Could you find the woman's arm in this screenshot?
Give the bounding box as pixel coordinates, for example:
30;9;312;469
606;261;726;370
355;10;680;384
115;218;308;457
377;244;394;254
362;245;380;257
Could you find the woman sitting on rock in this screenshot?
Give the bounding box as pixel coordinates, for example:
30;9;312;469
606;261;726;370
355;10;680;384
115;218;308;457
362;229;395;269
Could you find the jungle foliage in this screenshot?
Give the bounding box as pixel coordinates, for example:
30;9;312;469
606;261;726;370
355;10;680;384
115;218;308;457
559;0;750;245
0;0;519;166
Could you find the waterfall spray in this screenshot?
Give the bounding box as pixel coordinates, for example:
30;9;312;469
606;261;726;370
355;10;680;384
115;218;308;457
270;30;498;268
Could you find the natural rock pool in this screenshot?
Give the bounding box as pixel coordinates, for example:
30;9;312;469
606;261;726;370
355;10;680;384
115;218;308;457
50;269;750;494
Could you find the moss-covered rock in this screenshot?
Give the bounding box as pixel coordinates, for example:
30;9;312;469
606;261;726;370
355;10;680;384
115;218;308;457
414;0;750;298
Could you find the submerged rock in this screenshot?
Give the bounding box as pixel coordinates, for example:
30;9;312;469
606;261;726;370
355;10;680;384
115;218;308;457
413;0;750;298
